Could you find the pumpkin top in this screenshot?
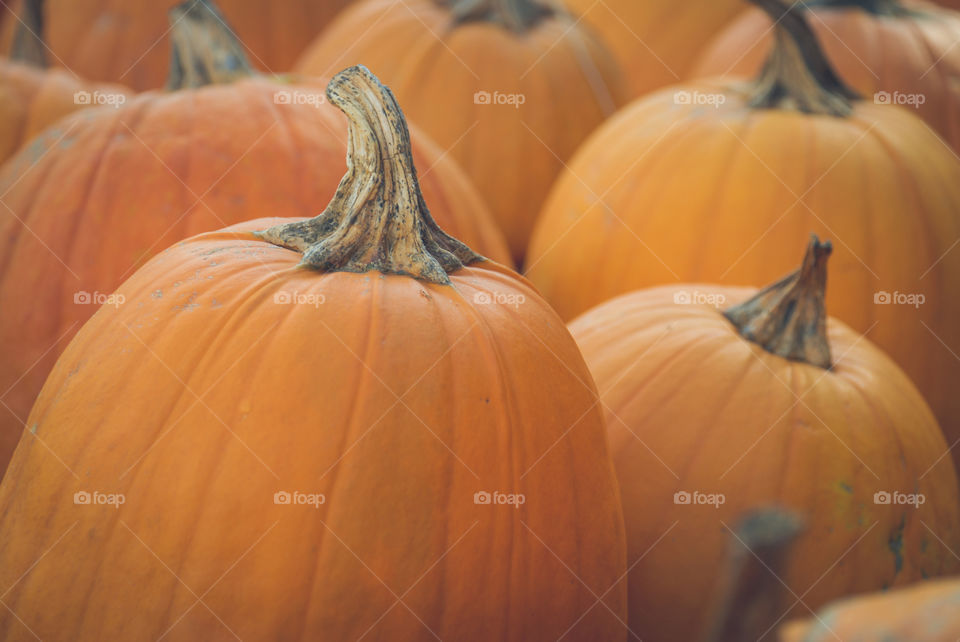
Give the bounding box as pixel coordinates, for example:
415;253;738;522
748;0;860;116
9;0;46;66
704;509;803;642
166;0;256;90
445;0;552;32
805;0;914;16
724;236;833;370
256;65;485;285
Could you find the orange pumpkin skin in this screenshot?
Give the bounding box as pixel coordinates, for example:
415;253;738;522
295;0;626;263
569;284;960;642
0;0;353;90
0;61;131;163
0;78;511;475
693;1;960;153
526;80;960;473
562;0;744;98
780;577;960;642
0;217;627;641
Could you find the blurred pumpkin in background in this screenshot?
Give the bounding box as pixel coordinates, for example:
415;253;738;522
0;0;353;90
527;0;960;472
570;237;960;642
0;0;130;163
296;0;627;264
694;0;960;153
0;0;510;476
561;0;745;98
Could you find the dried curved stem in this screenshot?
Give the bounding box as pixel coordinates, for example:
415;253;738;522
748;0;860;116
256;66;483;285
724;236;833;369
10;0;46;67
805;0;913;16
166;0;255;90
445;0;552;32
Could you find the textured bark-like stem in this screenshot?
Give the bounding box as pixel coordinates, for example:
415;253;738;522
748;0;860;116
256;66;484;285
724;236;833;369
10;0;46;67
445;0;551;32
806;0;912;15
166;0;255;90
703;509;804;642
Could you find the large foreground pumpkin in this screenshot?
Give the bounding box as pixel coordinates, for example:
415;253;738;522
694;0;960;153
561;0;745;98
569;237;960;642
527;0;960;471
0;0;353;90
0;2;130;163
297;0;626;263
0;65;627;641
0;0;510;476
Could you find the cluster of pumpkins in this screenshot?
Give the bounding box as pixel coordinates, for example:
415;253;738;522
0;0;959;640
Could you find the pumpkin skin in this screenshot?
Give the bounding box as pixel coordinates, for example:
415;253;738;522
780;577;960;641
526;71;960;477
0;77;512;476
0;61;628;637
0;60;130;163
295;0;627;263
561;0;745;98
0;0;354;90
693;0;960;153
569;283;960;642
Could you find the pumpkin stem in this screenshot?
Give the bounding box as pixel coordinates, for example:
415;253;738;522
445;0;552;32
805;0;912;15
702;509;804;642
255;66;484;285
724;235;833;369
748;0;860;116
165;0;255;90
10;0;46;67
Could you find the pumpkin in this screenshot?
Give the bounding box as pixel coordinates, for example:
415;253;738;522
568;236;960;642
0;3;130;163
561;0;745;98
693;0;960;153
0;0;511;476
296;0;627;263
0;65;627;641
527;0;960;472
0;0;353;90
780;576;960;641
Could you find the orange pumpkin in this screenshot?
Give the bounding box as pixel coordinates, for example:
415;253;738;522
0;4;130;163
0;0;510;476
296;0;627;263
569;237;960;642
561;0;745;98
527;0;960;472
0;65;627;641
0;0;353;90
780;577;960;641
694;0;960;153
